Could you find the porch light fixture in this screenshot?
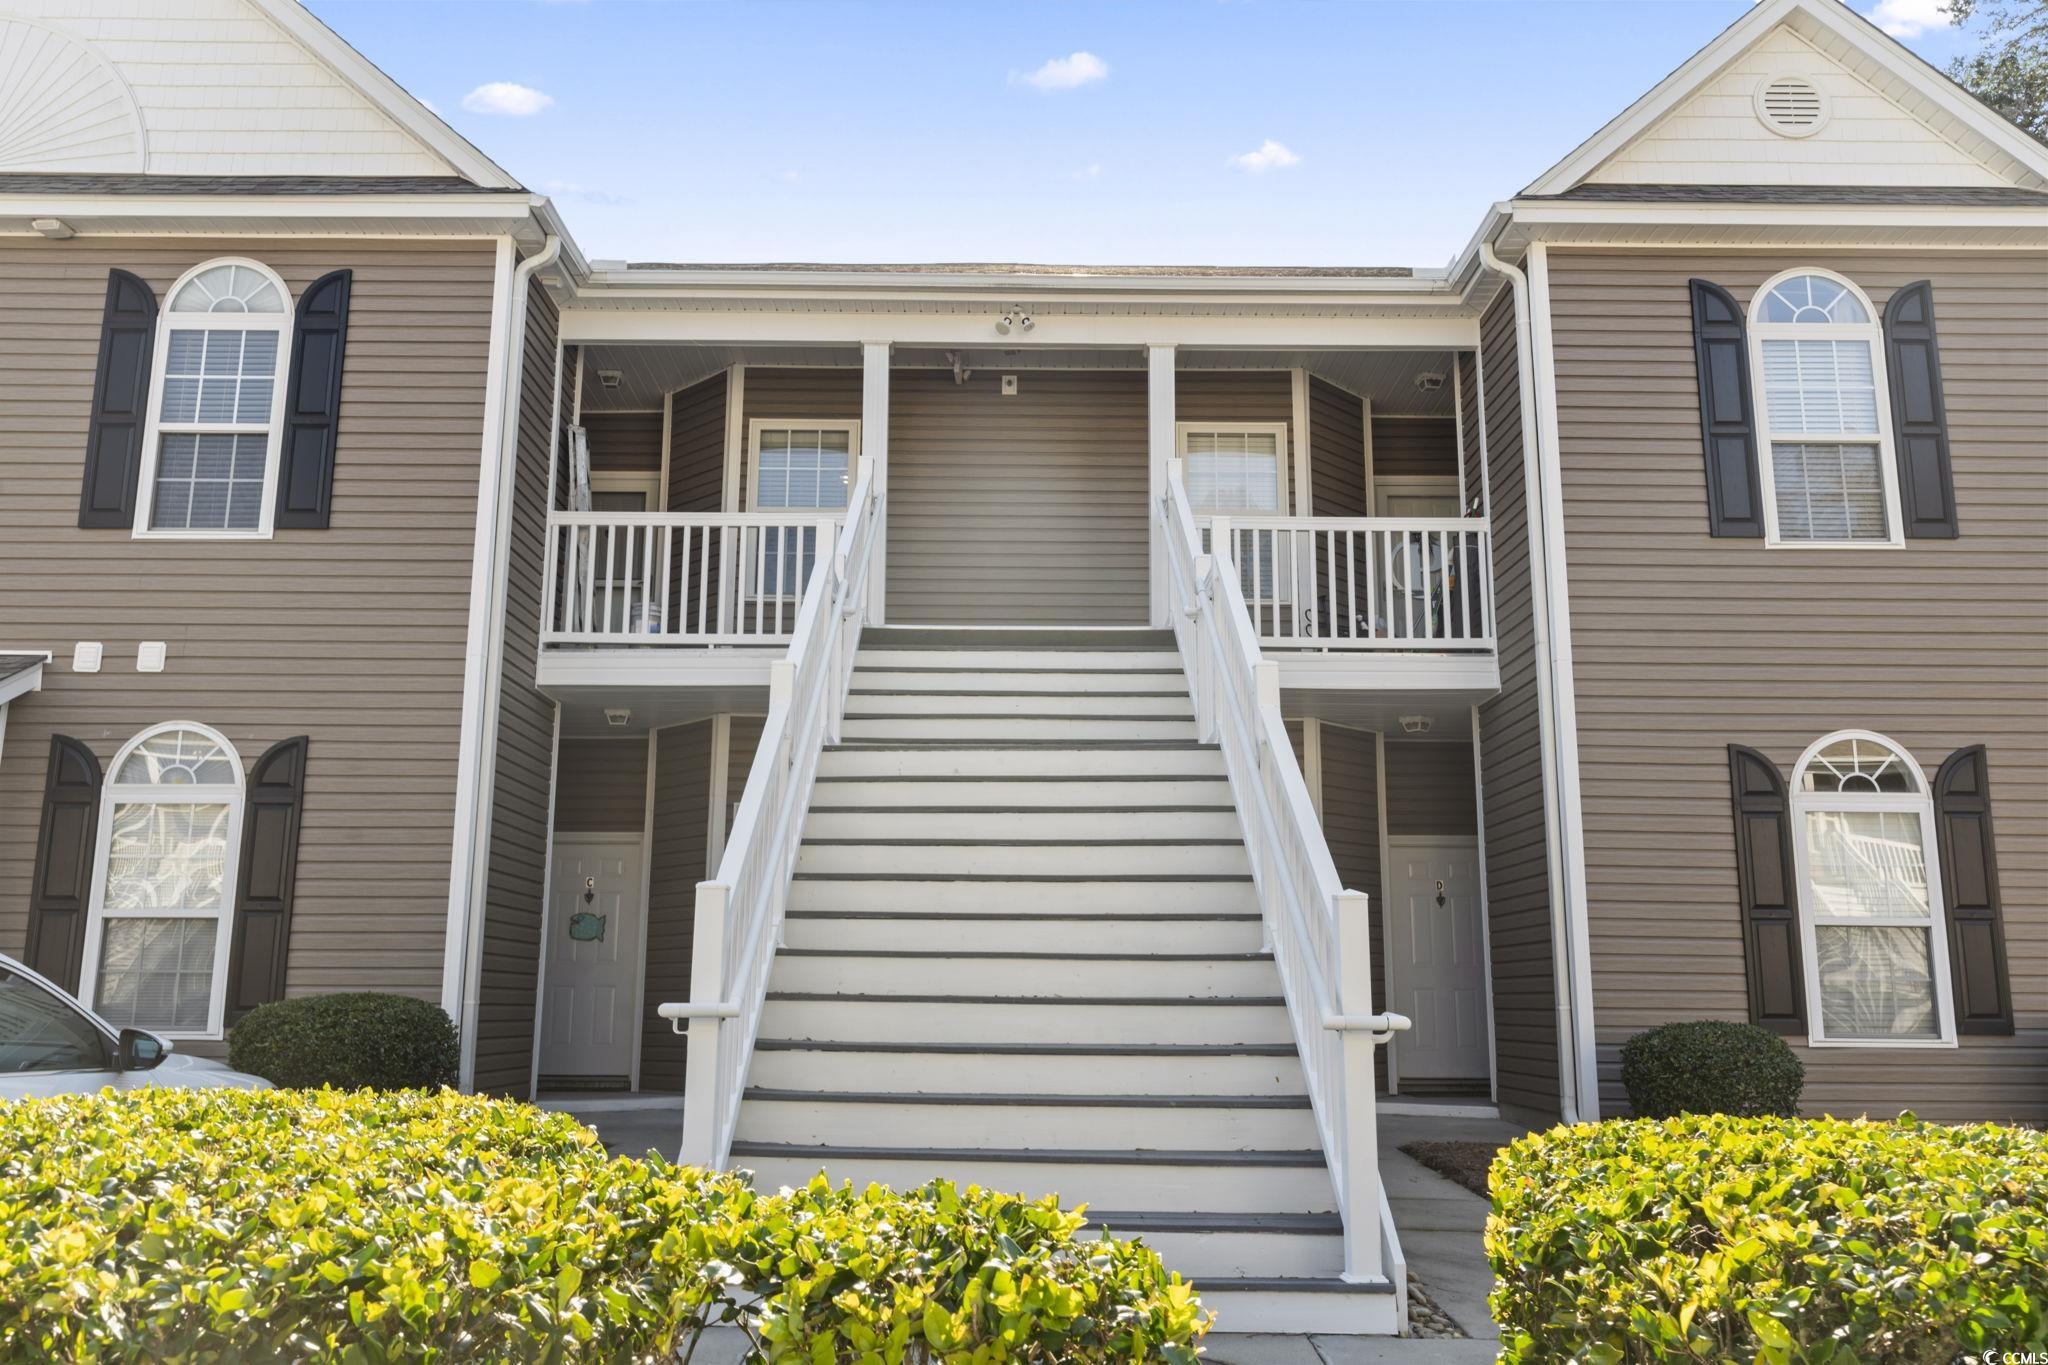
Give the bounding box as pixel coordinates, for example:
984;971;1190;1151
1399;714;1432;734
597;369;623;390
1018;314;1034;332
1414;371;1445;394
995;315;1013;335
604;708;631;727
31;218;74;239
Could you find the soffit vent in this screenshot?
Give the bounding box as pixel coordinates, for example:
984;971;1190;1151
1755;75;1828;138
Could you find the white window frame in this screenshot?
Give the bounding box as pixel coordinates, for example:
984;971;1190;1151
1175;421;1291;517
1789;728;1956;1049
133;257;294;541
745;417;860;513
1746;268;1903;549
78;721;247;1041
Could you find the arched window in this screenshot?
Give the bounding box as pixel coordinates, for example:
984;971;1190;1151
136;259;292;536
1791;731;1954;1046
79;723;245;1038
1749;270;1901;546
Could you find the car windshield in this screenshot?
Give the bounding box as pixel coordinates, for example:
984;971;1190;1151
0;967;111;1074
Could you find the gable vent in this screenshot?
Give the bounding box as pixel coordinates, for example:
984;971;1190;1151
1756;76;1827;138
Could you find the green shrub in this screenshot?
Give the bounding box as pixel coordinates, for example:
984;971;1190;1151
228;991;459;1089
0;1088;1211;1362
1620;1019;1804;1117
1487;1114;2048;1363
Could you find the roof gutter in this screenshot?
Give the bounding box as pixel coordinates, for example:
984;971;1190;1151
1478;237;1595;1126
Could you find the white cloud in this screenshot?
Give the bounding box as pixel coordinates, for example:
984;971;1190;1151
542;180;625;206
1075;162;1104;180
1229;139;1301;173
1015;51;1109;91
461;82;555;117
777;169;801;184
1867;0;1953;37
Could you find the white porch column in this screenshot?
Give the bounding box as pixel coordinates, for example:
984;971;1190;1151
1147;344;1176;627
862;341;890;623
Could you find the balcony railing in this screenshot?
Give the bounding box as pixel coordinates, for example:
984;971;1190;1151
542;511;845;647
1202;516;1494;652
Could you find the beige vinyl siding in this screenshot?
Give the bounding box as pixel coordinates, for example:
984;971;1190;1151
584;411;663;474
887;369;1149;625
1322;725;1385;1081
1371;417;1458;481
740;368;862;510
641;720;712;1092
1385;740;1477;837
1457;350;1487;517
1547;249;2048;1123
474;280;562;1098
667;372;726;513
0;238;496;1048
1472;285;1563;1122
1177;370;1291;426
553;738;648;833
727;715;765;830
1308;377;1367;517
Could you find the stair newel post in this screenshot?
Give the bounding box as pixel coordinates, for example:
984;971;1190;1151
678;881;729;1170
1334;887;1385;1283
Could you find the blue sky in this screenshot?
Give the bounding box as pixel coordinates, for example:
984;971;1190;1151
306;0;1973;267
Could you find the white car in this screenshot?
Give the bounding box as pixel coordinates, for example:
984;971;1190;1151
0;953;271;1099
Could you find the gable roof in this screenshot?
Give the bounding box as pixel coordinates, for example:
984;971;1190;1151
1523;0;2048;197
246;0;519;189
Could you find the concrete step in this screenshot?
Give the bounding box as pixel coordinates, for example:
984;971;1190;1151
1196;1281;1400;1335
816;744;1226;780
844;690;1194;718
809;775;1233;808
1081;1212;1342;1280
781;911;1264;955
839;715;1200;742
768;949;1278;999
803;806;1242;842
793;839;1251;878
748;1040;1305;1096
730;1141;1337;1215
734;1090;1321;1151
786;877;1255;915
858;626;1176;650
853;668;1187;694
757;994;1292;1046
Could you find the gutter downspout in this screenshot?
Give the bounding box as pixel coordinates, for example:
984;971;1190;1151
449;233;561;1091
1478;238;1590;1125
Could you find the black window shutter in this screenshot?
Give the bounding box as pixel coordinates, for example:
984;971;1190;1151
78;269;159;529
1728;745;1805;1032
1689;280;1766;538
225;736;310;1021
1882;281;1959;539
275;270;351;529
25;736;103;991
1933;745;2012;1035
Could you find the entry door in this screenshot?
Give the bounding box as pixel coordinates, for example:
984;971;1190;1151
1384;836;1489;1084
540;838;644;1082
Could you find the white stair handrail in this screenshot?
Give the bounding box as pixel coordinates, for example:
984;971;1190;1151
663;456;881;1170
1159;459;1410;1289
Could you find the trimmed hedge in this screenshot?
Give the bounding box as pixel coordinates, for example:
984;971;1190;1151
227;992;459;1090
1619;1020;1804;1118
1488;1114;2048;1362
0;1088;1210;1361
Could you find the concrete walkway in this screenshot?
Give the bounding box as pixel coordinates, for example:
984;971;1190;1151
555;1094;1520;1358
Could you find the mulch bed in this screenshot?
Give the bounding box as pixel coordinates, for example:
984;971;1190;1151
1400;1138;1504;1200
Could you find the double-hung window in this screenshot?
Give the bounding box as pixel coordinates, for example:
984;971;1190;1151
79;724;245;1040
137;259;292;537
1179;423;1290;602
1748;270;1901;546
1791;731;1954;1046
749;420;856;597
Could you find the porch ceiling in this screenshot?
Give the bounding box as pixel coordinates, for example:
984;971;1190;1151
577;343;1459;417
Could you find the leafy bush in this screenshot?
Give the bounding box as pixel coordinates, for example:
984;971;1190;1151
0;1088;1211;1362
1620;1019;1804;1118
1488;1113;2048;1362
228;991;459;1090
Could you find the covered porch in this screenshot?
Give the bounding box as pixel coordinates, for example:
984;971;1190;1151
535;304;1499;702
